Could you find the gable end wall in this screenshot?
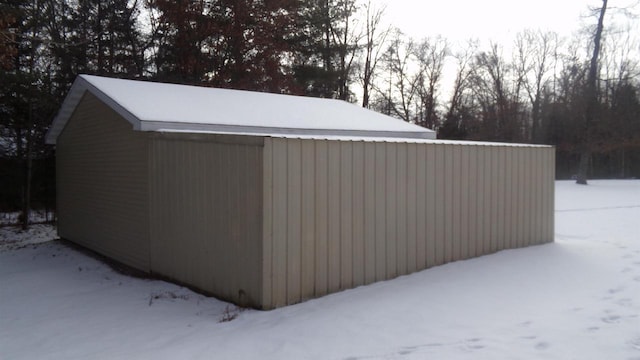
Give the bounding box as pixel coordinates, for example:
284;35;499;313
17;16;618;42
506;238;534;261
56;92;150;271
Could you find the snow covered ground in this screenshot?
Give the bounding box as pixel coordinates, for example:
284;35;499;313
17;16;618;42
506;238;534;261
1;180;639;360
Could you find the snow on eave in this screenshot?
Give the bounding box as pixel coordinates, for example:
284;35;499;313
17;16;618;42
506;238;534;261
157;129;552;147
45;76;141;145
151;124;435;140
262;136;552;147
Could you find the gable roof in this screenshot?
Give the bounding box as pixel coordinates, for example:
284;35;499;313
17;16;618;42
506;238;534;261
45;75;436;144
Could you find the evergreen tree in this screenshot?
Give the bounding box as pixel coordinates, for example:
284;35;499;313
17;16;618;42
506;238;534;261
292;0;359;99
0;0;57;226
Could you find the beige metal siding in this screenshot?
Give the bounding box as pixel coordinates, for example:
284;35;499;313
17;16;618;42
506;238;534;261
263;137;554;309
56;92;149;270
149;134;263;308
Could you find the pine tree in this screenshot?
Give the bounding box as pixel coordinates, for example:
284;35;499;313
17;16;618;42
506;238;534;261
292;0;359;99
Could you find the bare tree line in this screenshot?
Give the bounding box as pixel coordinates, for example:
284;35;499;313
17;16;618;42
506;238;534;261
362;1;639;181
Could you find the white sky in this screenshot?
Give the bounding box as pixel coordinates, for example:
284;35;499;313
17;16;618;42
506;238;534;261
359;0;638;106
370;0;620;44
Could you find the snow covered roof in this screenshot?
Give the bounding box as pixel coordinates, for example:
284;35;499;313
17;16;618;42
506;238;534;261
45;75;436;144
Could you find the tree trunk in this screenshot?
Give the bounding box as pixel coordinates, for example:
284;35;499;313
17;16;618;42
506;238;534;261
21;101;33;230
576;149;590;185
576;0;607;185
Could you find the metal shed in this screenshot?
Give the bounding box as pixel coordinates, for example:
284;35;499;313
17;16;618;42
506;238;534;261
46;75;555;309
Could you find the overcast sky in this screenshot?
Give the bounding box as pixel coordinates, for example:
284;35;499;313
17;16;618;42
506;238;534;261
370;0;628;45
356;0;639;106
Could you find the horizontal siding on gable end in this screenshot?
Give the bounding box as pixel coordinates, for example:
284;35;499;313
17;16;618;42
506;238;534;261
56;92;149;271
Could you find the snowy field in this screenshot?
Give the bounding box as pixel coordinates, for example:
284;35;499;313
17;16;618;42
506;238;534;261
1;180;639;360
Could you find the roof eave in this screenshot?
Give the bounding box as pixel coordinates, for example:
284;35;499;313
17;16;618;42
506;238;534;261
141;120;437;140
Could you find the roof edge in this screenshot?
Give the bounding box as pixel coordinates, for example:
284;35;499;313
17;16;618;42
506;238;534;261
141;121;437;140
45;75;142;145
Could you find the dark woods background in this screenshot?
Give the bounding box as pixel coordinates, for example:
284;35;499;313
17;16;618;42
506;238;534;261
1;0;639;225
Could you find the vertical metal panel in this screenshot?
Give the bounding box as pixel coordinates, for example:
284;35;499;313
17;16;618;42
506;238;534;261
504;148;515;250
451;145;462;261
517;147;527;247
524;147;533;245
149;133;264;308
541;148;549;243
511;148;523;246
363;142;377;284
327;142;341;292
540;149;548;243
524;151;535;245
434;144;446;265
415;144;428;269
551;148;557;241
314;140;329;296
474;147;485;255
543;149;550;243
459;145;470;260
374;142;387;280
407;143;418;273
467;146;478;258
542;148;554;243
57;93;149;271
385;144;398;278
489;146;499;252
396;143;408;275
531;148;541;245
541;148;555;241
549;148;556;242
544;148;554;243
481;146;492;254
542;148;549;243
496;147;506;252
528;148;536;245
352;141;366;287
340;141;354;289
301;140;316;300
444;145;454;262
271;138;288;307
262;139;273;307
286;140;302;303
425;145;437;267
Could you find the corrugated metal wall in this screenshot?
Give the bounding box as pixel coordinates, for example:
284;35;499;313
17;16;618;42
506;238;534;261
262;137;555;308
56;92;150;270
148;133;264;307
57;93;554;310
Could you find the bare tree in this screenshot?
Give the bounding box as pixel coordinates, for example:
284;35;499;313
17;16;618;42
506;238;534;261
360;0;389;108
379;31;420;122
439;40;478;139
470;43;519;141
576;0;608;185
514;30;559;143
414;36;448;130
332;0;361;101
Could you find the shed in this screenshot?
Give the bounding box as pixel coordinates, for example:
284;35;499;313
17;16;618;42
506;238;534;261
46;75;555;309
